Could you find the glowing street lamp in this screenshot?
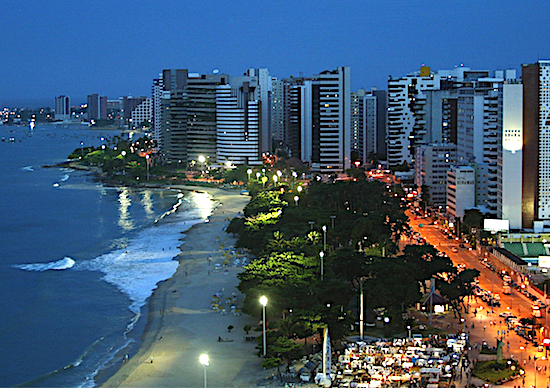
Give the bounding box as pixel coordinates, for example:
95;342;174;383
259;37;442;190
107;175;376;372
256;172;261;181
199;354;209;388
294;195;299;206
260;296;268;356
297;186;303;193
273;175;278;184
247;169;252;181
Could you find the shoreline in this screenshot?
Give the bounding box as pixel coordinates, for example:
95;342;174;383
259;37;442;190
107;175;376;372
100;185;268;387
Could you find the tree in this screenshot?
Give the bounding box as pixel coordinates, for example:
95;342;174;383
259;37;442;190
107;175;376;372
270;337;303;371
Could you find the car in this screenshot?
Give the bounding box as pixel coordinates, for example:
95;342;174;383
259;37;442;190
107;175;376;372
451;248;458;253
499;312;514;318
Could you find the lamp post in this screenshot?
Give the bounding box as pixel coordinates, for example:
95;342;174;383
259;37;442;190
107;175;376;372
294;195;299;206
322;225;327;252
319;251;325;281
260;296;268;356
256;172;261;181
247;169;252;181
407;325;411;340
198;155;205;175
200;353;209;388
145;154;150;181
309;221;315;231
330;215;336;229
80;141;84;159
273;175;278;185
121;150;126;175
297;186;303;194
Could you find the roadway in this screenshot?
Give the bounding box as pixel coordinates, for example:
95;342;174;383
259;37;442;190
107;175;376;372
407;211;550;387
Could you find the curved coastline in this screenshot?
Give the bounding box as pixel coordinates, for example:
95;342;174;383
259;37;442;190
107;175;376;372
100;185;267;387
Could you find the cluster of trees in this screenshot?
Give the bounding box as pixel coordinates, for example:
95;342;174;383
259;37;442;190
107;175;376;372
229;175;479;367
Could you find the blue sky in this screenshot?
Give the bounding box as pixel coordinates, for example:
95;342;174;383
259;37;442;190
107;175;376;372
1;0;548;106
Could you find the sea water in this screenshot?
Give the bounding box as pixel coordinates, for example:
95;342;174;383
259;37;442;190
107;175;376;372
0;124;214;387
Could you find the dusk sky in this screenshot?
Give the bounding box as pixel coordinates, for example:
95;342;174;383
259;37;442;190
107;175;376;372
1;0;549;107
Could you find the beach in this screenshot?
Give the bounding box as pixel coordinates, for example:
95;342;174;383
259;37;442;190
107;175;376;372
101;186;268;387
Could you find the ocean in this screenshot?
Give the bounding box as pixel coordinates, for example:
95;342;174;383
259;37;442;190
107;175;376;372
0;124;214;387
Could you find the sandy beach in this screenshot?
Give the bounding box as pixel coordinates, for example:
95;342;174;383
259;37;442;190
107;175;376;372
101;186;268;387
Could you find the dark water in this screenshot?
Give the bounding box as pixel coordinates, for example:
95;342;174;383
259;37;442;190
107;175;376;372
0;124;213;387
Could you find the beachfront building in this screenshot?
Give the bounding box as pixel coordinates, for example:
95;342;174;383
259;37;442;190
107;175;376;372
216;76;262;166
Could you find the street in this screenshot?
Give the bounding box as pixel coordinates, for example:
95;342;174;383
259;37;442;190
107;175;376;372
407;211;550;387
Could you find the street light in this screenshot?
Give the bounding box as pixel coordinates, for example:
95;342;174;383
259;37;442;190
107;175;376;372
273;175;278;185
330;215;336;229
322;225;327;253
294;195;299;206
145;154;150;181
121;150;126;175
247;169;252;181
256;172;261;181
407;325;411;340
199;353;209;388
260;296;268;356
297;186;303;193
309;221;315;230
319;251;325;281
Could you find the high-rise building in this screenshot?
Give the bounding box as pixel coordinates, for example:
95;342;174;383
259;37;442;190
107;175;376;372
246;68;272;154
87;94;108;121
350;89;365;165
310;67;351;173
216;77;262;166
500;80;523;229
387;67;441;168
185;73;228;163
87;94;99;121
415;144;457;207
271;77;285;145
130;98;153;129
54;95;70;121
522;61;550;230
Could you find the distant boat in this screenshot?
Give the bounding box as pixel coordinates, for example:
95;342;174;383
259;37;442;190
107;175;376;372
29;121;35;130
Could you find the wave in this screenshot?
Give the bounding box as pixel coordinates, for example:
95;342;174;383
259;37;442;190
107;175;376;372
15;257;75;272
60;173;70;182
21;165;34;171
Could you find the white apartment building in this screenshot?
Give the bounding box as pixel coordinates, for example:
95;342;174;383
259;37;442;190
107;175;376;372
387;67;441;168
310;67;351;173
500;82;523;229
414;144;457;207
130;98;152;129
447;166;476;220
216;80;262;166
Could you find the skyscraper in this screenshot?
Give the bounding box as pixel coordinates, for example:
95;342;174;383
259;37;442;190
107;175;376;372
54;95;70;121
522;61;550;230
216;77;262;166
310;67;351;173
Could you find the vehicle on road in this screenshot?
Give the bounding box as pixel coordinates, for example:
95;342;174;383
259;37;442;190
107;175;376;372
502;284;511;295
499;312;515;318
451;247;458;253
